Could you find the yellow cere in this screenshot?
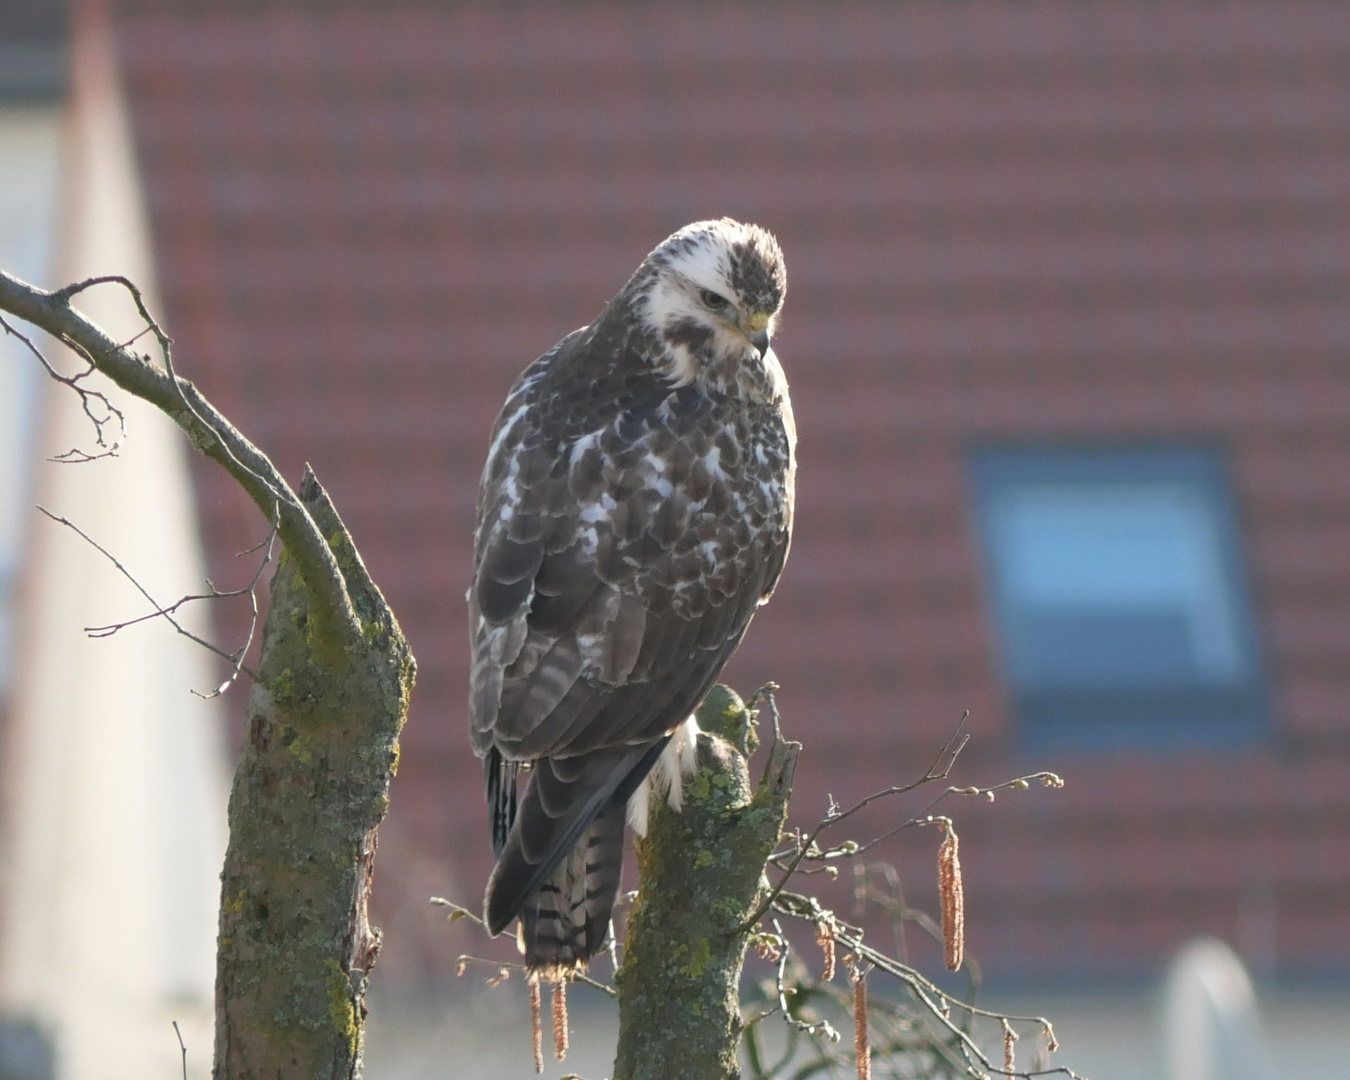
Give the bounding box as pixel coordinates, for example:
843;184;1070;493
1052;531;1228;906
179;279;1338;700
747;310;771;333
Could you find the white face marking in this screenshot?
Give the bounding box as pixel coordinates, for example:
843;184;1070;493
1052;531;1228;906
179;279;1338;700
641;274;754;388
663;236;733;302
636;225;771;388
641;282;702;385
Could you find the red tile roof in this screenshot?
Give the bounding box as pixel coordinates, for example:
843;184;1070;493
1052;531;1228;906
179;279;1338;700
115;1;1350;979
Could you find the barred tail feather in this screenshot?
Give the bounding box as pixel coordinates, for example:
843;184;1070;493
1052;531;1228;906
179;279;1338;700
483;737;679;972
518;800;627;975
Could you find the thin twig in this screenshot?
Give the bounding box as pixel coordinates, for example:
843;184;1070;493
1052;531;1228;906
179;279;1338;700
38;506;267;689
430;896;484;926
771;891;1084;1080
0;312;125;461
17;281;279;693
741;713;973;932
744;681;781;758
769;919;841;1044
450;950;617;999
56;274;284;505
826;770;1064;863
172;1021;187;1080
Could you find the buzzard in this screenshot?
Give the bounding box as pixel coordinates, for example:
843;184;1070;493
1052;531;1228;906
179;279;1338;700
470;218;795;975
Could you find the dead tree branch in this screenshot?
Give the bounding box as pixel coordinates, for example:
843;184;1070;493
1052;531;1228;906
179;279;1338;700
0;269;360;666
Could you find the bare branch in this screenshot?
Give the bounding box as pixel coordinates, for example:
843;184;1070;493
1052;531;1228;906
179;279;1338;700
172;1021;187;1080
742;711;973;932
38;506;262;688
833;769;1065;863
772;891;1086;1080
751;707;1065;928
451;949;616;999
53;275;285;505
0;269;361;664
3;267;416;1073
0;312;126;461
429;896;485;927
443;685;1083;1080
82;514;276;653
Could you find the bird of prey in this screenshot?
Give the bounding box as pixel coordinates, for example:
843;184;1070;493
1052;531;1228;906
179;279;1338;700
469;218;795;975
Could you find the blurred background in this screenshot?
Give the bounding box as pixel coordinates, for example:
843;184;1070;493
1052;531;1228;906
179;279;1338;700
1;1;1348;1077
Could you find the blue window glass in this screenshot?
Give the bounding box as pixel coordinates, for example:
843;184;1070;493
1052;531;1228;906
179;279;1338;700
970;447;1267;751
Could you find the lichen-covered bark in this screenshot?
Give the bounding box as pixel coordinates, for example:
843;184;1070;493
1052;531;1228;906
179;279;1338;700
614;687;799;1080
213;475;415;1080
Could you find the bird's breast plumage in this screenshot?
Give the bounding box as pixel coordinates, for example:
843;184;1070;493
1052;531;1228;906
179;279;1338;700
485;343;792;596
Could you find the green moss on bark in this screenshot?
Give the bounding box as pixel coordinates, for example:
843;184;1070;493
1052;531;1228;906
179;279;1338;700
213;476;415;1080
613;687;799;1080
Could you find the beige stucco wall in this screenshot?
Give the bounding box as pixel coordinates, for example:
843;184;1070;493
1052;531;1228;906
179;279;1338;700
0;11;227;1080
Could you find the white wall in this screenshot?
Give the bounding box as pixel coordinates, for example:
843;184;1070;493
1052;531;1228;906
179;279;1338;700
0;11;229;1080
0;103;60;694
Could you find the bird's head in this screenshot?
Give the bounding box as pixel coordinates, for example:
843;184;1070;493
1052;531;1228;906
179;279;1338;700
627;218;787;392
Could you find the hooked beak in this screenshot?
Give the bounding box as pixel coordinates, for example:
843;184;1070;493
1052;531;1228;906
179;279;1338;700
748;328;771;359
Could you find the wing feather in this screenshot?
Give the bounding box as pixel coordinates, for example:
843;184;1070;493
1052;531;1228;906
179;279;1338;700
476;537;542;623
495;636;585;745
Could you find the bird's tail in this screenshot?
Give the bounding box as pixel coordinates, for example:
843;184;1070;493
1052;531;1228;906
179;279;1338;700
517;799;627;975
483;740;670;974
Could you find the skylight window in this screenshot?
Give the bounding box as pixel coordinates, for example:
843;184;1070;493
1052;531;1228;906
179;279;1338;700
970;447;1267;750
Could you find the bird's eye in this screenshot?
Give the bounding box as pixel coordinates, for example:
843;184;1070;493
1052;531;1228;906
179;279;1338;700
699;288;730;310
